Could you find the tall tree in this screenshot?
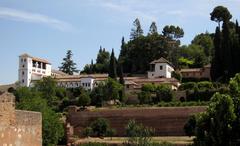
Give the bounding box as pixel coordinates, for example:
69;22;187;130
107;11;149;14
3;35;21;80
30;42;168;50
148;22;158;35
191;32;214;59
59;50;77;75
109;49;117;79
211;27;223;81
130;18;143;40
222;20;233;80
118;65;124;85
162;25;184;40
210;6;232;28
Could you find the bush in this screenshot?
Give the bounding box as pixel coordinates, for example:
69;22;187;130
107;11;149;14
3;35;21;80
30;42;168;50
78;91;91;108
87;118;115;137
182;77;209;82
171;71;182;82
83;127;93;137
138;91;152;104
125;120;154;146
179;82;197;91
141;83;156;92
197;81;214;90
156;85;174;102
184;115;196;137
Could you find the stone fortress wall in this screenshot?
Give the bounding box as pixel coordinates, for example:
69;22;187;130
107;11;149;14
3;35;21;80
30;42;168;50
0;92;42;146
67;106;206;137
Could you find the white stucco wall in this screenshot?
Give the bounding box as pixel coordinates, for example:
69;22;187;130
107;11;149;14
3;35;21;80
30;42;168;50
148;63;174;78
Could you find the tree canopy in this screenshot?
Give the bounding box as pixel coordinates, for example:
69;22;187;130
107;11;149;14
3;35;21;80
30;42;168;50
59;50;78;75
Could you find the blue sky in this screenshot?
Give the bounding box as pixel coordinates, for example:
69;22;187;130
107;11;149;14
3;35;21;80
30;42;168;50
0;0;240;84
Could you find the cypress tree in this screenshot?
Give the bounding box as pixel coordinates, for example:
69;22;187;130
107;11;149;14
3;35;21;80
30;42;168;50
109;49;117;79
118;65;125;85
222;20;233;80
59;50;78;75
89;59;94;74
211;27;223;81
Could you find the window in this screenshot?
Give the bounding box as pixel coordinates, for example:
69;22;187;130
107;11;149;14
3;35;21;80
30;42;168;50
24;59;26;62
42;63;46;69
22;79;24;83
160;65;163;70
22;65;25;68
21;59;23;62
22;71;24;75
88;83;90;87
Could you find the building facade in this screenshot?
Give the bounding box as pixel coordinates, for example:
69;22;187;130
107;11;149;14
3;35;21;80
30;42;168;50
148;57;174;79
18;53;52;87
180;64;211;80
18;54;180;90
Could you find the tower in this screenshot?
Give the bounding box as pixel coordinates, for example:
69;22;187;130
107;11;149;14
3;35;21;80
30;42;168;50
18;53;52;87
0;92;15;125
19;54;33;87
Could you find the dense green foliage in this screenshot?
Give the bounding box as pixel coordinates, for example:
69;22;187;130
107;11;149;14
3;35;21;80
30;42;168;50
84;118;115;137
59;50;78;75
125;120;154;146
82;47;110;74
90;78;123;106
156;85;174;102
210;6;240;82
109;49;117;79
119;20;183;73
78;91;91;108
185;73;240;146
14;86;64;146
184;115;196;137
138;84;174;104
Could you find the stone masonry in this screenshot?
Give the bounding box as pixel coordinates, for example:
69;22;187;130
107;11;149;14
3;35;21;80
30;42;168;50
0;92;42;146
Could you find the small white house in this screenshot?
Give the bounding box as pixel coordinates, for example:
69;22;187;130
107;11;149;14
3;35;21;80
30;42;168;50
147;57;174;79
18;53;52;87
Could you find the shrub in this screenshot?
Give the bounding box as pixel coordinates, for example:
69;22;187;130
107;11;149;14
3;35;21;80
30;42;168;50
88;118;115;137
182;77;210;82
171;71;182;82
78;91;91;108
197;81;213;90
138;91;152;104
156;85;174;102
141;83;156;92
179;82;197;91
184;115;196;137
125;120;154;146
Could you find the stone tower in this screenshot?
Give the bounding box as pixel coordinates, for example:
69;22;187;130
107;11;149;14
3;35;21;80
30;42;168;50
0;92;15;125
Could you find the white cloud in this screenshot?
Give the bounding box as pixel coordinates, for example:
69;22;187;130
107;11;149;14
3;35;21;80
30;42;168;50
100;1;157;22
0;7;74;32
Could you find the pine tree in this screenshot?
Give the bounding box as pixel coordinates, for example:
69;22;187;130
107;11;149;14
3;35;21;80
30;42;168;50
130;18;143;40
148;22;158;35
109;49;117;79
59;50;78;75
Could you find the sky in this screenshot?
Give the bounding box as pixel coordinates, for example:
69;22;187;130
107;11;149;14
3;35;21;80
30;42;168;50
0;0;240;85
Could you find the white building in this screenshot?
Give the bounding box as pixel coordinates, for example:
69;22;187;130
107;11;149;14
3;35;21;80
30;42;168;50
18;53;52;87
18;54;179;90
147;57;174;79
